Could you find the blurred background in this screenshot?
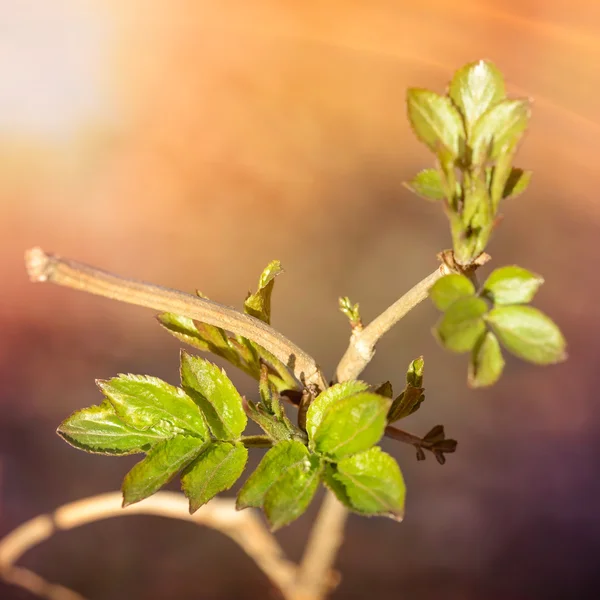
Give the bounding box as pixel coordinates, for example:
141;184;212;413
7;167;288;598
1;0;599;598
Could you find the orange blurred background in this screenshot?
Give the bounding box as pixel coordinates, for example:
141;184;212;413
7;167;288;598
2;1;600;598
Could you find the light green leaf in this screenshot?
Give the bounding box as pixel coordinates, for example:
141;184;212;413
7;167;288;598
434;297;488;353
180;352;247;440
244;260;283;325
311;392;391;459
406;356;425;388
449;60;505;135
333;447;405;520
321;464;354;510
237;440;311;509
339;296;362;328
483;265;544;305
157;313;211;352
485;305;567;364
97;375;209;439
501;168;532;200
429;274;476;311
181;442;248;513
387;357;425;423
306;381;370;442
468;331;505;388
406;89;465;158
250;343;298;392
471;99;531;166
246;400;297;443
57;401;168;455
404;169;446;201
264;454;321;531
122;436;205;507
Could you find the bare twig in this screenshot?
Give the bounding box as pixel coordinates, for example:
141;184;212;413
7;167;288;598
0;492;298;600
292;491;346;600
335;263;453;383
24;248;327;390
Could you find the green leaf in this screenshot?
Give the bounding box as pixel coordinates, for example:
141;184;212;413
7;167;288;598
468;331;505;388
339;296;362;328
57;401;168;455
321;464;354;510
122;436;205;507
429;274;476;311
387;357;425;423
404;168;446;201
248;342;298;392
263;454;321;530
483;265;544;305
333;447;405;520
246;399;297;443
434;297;488;353
449;60;505;135
97;375;209;439
470;99;531;166
406;89;464;158
180;352;247;440
237;440;311;509
406;356;425;388
501;168;532;200
311;392;391;459
157;313;211;352
485;305;567;364
181;441;248;513
244;260;283;325
305;381;370;442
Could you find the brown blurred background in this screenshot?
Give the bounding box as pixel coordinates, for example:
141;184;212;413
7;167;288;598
1;1;600;598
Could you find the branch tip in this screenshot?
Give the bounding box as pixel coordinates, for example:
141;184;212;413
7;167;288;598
24;247;51;282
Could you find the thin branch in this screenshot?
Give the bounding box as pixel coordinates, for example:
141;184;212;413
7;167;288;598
335;263;453;383
24;248;326;390
293;491;346;600
0;492;298;600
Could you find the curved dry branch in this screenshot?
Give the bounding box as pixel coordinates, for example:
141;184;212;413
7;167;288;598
0;492;298;600
25;248;327;390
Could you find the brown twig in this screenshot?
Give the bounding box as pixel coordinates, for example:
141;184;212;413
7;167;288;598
0;492;298;600
24;248;327;390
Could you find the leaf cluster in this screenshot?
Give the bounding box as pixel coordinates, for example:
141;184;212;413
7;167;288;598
430;266;566;386
405;60;532;265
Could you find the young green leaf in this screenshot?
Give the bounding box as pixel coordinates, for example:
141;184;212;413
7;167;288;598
404;169;446;201
482;266;544;305
181;441;248;513
97;375;209;439
57;401;168;455
485;305;567;364
406;89;464;158
246;400;297;443
429;273;476;311
333;447;405;520
339;296;362;329
244;260;283;325
180;352;247;440
406;356;425;388
157;313;212;352
237;440;311;510
310;392;391;459
122;436;206;507
321;464;354;510
388;357;426;423
501;168;532;200
468;331;505;388
470;99;530;166
449;60;505;135
305;381;370;442
434;297;488;353
263;454;321;531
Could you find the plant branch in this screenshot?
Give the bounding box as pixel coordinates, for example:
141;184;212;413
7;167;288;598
335;263;453;383
24;248;326;390
0;492;298;600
